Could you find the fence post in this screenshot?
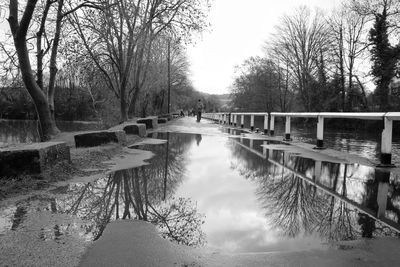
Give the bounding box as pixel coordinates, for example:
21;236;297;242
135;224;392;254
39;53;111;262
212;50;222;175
241;115;244;128
250;115;255;131
263;114;268;134
284;116;291;141
380;117;393;166
270;115;275;136
315;115;324;149
234;114;237;127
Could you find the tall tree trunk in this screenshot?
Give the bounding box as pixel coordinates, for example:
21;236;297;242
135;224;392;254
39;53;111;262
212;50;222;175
8;0;59;141
339;26;346;112
48;0;64;122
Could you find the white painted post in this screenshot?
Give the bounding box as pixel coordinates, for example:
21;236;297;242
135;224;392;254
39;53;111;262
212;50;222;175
270;115;275;136
263;114;268;134
380;117;393;166
284;116;291;141
315;115;324;149
250;115;255;131
241;115;244;128
234;114;237;127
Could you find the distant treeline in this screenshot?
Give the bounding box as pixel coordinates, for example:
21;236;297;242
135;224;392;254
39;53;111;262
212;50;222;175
230;3;400;114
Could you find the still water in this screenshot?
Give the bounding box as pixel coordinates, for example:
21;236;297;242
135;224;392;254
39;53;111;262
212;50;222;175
1;131;399;254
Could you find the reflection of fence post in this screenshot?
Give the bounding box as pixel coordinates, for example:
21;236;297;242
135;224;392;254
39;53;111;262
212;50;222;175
250;115;254;131
313;160;322;181
283;151;289;166
263;141;267;158
376;169;390;218
380;117;393;166
250;139;253;149
315;115;324;149
284;116;291;141
264;114;268;134
241;115;244;128
270;115;275;136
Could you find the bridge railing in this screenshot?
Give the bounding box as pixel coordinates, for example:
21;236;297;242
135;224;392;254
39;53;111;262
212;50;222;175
202;112;400;167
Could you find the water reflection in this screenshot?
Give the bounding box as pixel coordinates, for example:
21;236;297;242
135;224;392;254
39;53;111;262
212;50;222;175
229;137;400;243
0;132;205;248
1;132;400;254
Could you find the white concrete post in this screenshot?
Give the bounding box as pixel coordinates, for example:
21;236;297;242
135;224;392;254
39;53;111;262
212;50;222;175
234;114;237;127
284;116;291;141
263;114;268;134
270;115;275;136
381;117;393;166
316;116;324;149
250;115;255;131
241;115;244;128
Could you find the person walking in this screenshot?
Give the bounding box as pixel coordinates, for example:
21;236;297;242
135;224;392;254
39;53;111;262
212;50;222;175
196;99;203;122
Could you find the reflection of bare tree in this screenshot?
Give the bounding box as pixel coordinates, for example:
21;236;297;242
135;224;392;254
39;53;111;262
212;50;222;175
257;158;322;237
227;139;399;242
53;132;206;246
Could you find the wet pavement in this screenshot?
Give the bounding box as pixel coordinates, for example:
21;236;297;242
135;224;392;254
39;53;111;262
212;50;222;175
1;117;400;266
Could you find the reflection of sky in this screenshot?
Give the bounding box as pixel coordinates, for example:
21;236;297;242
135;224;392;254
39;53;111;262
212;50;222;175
174;135;323;253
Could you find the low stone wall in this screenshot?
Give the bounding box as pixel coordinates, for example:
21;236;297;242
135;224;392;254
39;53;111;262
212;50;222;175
0;142;70;177
123;123;146;137
157;118;168;124
137;117;158;129
74;130;126;148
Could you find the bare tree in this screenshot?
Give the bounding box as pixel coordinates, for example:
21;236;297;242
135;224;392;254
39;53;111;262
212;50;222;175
70;0;210;121
7;0;59;140
269;6;329;112
328;6;370;111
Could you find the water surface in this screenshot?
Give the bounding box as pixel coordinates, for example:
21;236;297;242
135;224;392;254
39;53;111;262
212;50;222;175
1;131;399;254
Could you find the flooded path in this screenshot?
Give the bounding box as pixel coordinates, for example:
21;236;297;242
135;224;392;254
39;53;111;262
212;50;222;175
1;117;400;266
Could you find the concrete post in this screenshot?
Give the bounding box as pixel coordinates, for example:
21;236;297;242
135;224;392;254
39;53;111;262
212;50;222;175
234;114;237;127
284;116;291;141
380;117;393;166
270;115;275;136
241;115;244;128
250;115;255;131
315;116;324;149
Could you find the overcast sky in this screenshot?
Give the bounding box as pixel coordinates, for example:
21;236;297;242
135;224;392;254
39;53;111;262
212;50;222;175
187;0;340;95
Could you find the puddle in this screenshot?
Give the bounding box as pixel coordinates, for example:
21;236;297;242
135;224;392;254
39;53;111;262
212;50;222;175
1;132;400;258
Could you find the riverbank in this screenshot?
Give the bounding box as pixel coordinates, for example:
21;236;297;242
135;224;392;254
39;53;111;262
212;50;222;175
0;131;143;200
